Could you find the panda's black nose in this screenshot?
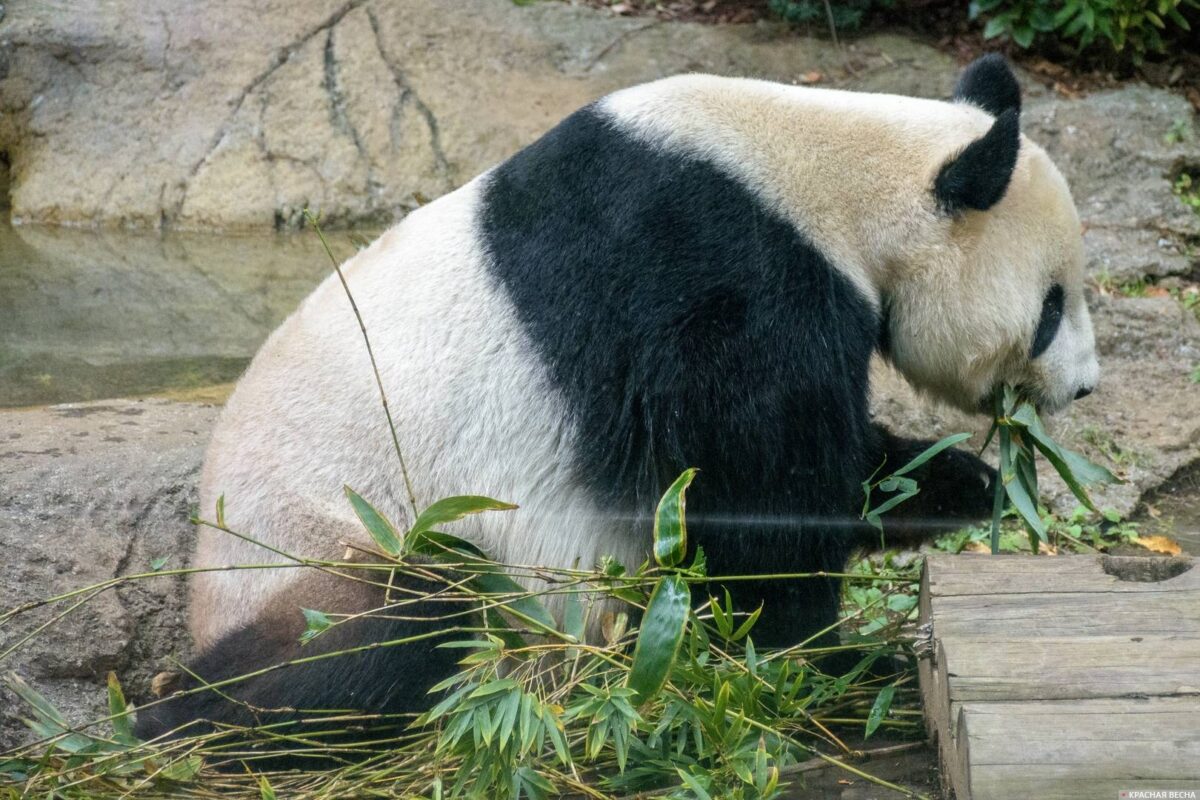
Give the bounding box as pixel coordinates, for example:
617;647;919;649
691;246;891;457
1074;386;1093;400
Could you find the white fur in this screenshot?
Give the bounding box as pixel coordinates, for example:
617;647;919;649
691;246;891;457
191;179;644;649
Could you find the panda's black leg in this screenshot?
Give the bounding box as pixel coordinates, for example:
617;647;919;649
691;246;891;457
861;424;997;545
714;574;838;648
134;568;462;769
715;573;893;677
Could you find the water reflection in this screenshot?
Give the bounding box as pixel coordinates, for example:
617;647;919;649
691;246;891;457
0;222;361;407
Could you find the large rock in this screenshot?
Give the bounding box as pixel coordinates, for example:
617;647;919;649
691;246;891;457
1023;87;1200;283
0;400;218;749
2;0;953;231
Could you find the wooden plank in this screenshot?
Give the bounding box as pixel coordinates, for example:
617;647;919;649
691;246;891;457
923;554;1197;593
968;768;1199;800
925;591;1200;638
963;698;1200;763
962;698;1200;800
941;636;1200;701
918;555;1200;800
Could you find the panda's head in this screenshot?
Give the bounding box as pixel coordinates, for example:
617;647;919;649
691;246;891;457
882;55;1100;415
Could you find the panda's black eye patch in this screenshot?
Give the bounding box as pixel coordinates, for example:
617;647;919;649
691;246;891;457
1030;283;1065;358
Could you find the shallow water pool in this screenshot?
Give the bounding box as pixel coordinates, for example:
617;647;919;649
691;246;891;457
0;221;364;407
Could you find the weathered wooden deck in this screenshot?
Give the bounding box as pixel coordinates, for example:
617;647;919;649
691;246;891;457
918;554;1200;800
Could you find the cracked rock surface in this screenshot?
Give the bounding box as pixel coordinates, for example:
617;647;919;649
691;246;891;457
0;0;955;229
0;400;218;749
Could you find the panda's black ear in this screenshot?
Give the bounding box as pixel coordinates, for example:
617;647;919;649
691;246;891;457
934;108;1020;214
953;54;1021;118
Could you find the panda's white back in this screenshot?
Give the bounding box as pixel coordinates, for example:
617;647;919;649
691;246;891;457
191;176;633;650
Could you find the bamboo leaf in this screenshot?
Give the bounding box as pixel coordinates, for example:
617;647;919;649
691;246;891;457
865;685;895;738
299;608;332;644
4;672;96;753
866;488;920;522
562;593;585;643
991;419;1011;553
106;673;136;746
160;756;203;782
468;570;557;635
731;604;763;642
710;593;732;639
1002;464;1045;539
627;574;691;704
676;769;714;800
410;495;518;541
484;607;527;650
889;432;973;477
654;469;698;568
1010;403;1120;510
344;486;403;556
405;528;488;560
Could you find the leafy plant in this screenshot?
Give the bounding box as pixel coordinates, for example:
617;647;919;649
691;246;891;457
984;385;1120;553
861;433;973;540
1165;118;1193;145
1173;285;1200;320
932;503;1140;554
970;0;1198;59
1174;172;1200;216
4;466;929;800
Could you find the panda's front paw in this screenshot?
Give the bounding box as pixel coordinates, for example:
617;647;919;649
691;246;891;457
870;429;998;536
920;444;997;519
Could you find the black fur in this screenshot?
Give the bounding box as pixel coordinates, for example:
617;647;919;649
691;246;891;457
934;108;1020;214
953;54;1021;118
134;571;462;769
858;427;997;547
481;107;993;648
1030;283;1065;358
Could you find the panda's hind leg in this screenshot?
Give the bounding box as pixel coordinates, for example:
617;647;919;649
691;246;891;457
134;567;462;768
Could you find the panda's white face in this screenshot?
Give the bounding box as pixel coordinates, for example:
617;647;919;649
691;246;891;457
884;144;1100;416
1008;271;1099;414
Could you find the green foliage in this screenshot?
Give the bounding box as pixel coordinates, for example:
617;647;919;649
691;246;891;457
1078;423;1149;469
345;484;404;555
1093;271;1154;299
861;432;973;539
1164;118;1193;145
1174;172;1200;216
626;574;691;704
1174;285;1200;319
934;503;1140;554
652;468;697;569
986;385;1120;553
4;471;926;800
841;552;920;638
970;0;1198;59
768;0;892;31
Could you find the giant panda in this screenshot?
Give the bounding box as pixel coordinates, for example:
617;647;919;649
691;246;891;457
136;55;1099;743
